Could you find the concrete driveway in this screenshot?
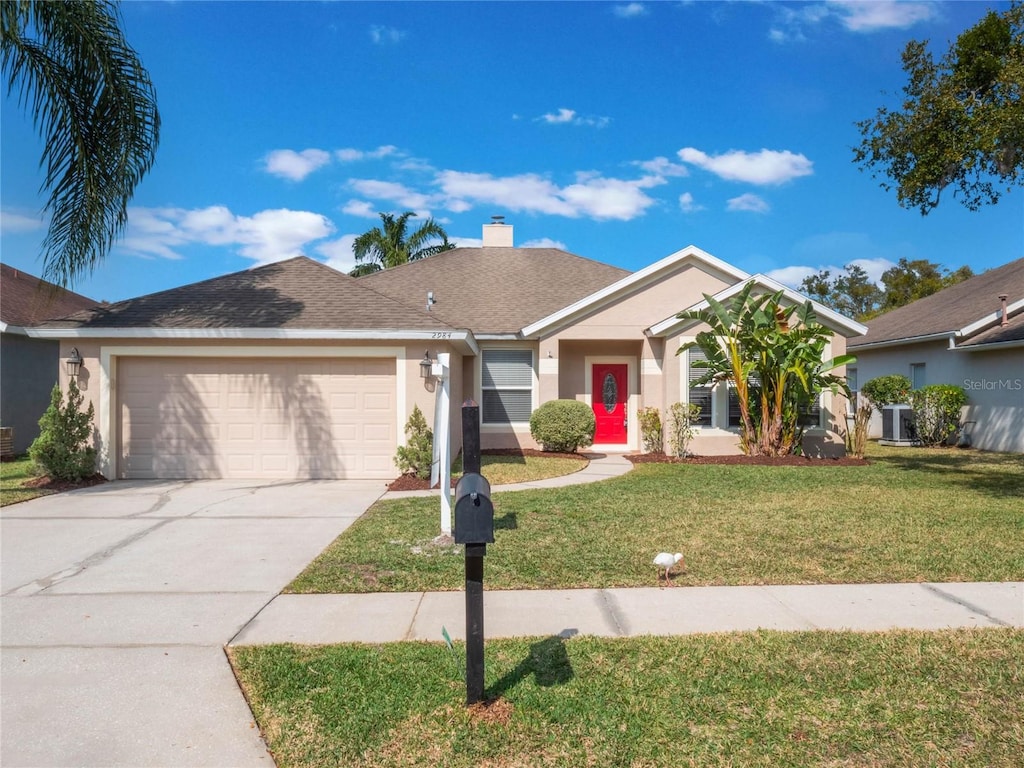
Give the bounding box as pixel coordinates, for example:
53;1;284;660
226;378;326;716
1;478;386;768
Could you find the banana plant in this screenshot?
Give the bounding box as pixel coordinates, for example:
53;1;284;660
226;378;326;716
678;282;855;456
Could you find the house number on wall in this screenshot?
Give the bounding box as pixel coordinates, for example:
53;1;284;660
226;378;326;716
602;373;617;413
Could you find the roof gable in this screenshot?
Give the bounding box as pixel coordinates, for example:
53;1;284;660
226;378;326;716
36;256;452;332
647;273;868;338
521;245;750;337
360;246;629;334
0;263;99;329
850;258;1024;348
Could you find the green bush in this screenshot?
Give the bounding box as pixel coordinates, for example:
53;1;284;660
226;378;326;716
667;402;702;457
529;399;595;453
908;385;968;446
394;405;433;479
28;378;97;482
637;406;663;453
860;374;912;412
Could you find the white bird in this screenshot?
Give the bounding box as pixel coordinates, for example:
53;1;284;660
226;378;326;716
653;552;685;585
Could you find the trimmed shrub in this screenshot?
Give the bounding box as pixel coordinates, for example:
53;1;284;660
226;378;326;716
637;406;663;453
666;402;702;457
529;399;595;453
395;405;433;479
860;374;912;412
908;385;968;446
28;378;97;482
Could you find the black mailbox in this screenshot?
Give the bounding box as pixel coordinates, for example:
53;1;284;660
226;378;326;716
454;472;494;544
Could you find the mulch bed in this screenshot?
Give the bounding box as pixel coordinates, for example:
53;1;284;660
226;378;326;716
626;452;869;466
22;473;108;492
386;449;591;492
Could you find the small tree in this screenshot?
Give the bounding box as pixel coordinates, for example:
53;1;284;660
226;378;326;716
529;400;595;453
846;398;874;459
29;378;96;481
667;402;702;457
908;385;968;446
860;374;912;413
395;405;433;479
636;407;663;453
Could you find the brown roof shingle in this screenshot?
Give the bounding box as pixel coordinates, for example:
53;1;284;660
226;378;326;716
359;247;630;334
1;263;100;327
850;258;1024;348
37;257;454;331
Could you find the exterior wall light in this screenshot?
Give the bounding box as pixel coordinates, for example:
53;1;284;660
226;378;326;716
66;347;83;378
420;351;434;380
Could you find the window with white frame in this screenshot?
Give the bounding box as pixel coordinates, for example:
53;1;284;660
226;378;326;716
846;366;859;414
686;347;713;426
481;349;533;425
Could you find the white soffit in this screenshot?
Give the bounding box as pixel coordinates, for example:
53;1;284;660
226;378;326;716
520;245;750;338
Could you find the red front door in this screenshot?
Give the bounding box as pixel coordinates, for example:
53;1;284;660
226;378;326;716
592;363;628;444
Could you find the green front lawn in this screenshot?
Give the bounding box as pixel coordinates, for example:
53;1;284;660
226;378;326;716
288;444;1024;593
231;628;1024;768
0;456;49;506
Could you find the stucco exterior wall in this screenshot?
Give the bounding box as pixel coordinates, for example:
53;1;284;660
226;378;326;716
852;339;1023;453
1;333;60;453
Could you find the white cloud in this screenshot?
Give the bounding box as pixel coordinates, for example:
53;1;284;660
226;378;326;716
636;156;689;178
349;179;437;212
341;199;379;218
537;108;611;128
117;206;335;265
613;3;648;18
678;147;813;185
0;208;46;234
316;234;358;274
369;25;406;44
727;193;770;213
767;252;898;290
521;237;567;250
263;148;332;182
679;192;705;213
336;145;399;162
828;0;936;32
765;265;819;288
435;170;658;221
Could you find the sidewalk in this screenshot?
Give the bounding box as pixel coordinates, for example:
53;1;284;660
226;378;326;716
232;581;1023;646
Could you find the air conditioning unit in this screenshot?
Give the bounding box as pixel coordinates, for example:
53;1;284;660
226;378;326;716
880;404;915;445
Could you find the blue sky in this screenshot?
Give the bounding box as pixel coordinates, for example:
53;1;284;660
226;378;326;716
2;0;1020;304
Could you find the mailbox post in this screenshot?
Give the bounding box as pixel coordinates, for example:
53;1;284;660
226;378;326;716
455;401;493;705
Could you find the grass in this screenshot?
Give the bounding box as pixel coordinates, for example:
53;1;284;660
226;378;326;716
287;444;1024;593
0;455;49;506
230;628;1024;768
458;453;588;487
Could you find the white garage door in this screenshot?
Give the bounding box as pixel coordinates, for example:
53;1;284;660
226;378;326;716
118;357;396;479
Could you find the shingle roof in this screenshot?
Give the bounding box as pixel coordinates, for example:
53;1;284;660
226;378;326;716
359;247;630;334
958;313;1024;347
36;256;453;331
0;263;100;328
849;258;1024;348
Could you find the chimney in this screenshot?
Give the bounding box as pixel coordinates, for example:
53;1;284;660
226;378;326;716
482;215;513;248
999;294;1009;327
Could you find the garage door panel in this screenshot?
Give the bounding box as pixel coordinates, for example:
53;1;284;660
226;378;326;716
119;357;396;480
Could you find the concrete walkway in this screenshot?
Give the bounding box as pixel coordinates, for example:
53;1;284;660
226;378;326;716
233;582;1024;646
384;451;634;498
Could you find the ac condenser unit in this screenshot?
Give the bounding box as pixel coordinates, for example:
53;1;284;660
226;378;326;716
880;404;915;445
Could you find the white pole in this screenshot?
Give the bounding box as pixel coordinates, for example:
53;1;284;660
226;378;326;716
433;353;452;536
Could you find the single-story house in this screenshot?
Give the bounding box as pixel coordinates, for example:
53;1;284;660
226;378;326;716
1;264;100;454
30;222;866;480
848;257;1023;453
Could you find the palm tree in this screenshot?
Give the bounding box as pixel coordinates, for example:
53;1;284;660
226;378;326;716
2;0;160;288
350;211;455;276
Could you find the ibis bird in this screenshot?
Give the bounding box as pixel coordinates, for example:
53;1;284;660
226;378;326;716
653;552;685;585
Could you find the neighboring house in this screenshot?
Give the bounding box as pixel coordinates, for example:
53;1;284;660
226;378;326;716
29;222;865;480
1;264;100;454
848;258;1024;453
